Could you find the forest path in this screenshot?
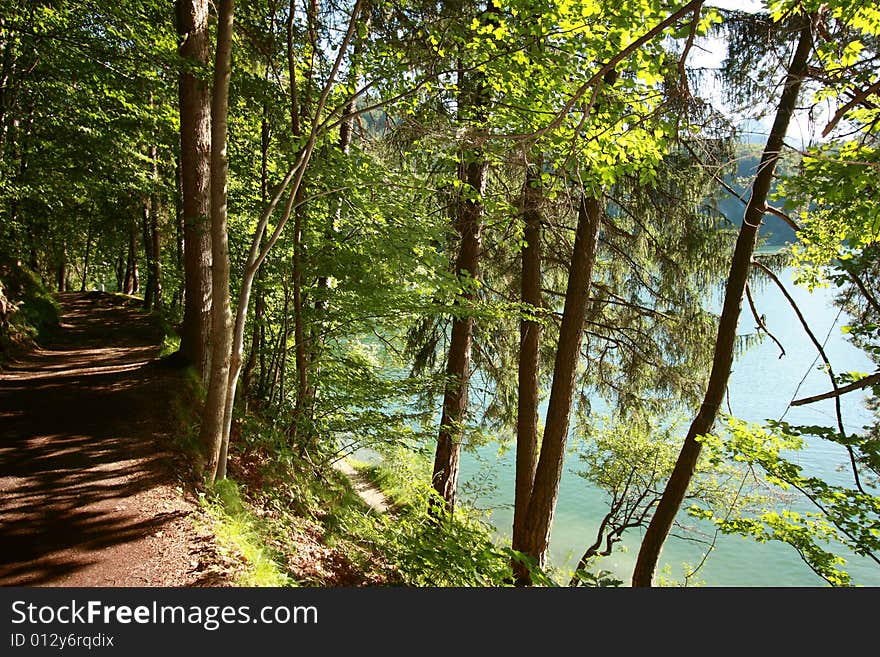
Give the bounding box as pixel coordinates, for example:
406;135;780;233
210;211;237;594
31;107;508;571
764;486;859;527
333;460;390;514
0;292;224;586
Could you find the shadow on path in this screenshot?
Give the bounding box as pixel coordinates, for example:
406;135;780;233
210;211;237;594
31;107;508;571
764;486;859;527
0;292;217;586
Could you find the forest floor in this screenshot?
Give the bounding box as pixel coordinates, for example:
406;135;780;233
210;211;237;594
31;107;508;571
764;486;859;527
0;291;231;586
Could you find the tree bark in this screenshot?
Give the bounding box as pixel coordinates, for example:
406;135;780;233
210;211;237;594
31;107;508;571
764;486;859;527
631;16;814;587
512;161;543;576
200;0;235;484
176;0;213;383
520;193;602;572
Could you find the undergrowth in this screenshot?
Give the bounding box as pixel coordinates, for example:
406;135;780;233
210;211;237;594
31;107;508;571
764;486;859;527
198;479;293;586
199;413;522;586
0;259;59;361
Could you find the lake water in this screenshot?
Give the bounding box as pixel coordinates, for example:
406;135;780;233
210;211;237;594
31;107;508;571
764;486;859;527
456;266;879;586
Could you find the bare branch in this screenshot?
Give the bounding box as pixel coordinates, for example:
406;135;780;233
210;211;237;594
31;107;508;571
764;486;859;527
680;140;800;232
676;2;703;98
751;260;865;494
745;281;786;358
792;371;880;406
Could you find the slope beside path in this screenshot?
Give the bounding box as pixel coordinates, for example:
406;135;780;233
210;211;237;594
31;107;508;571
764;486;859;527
0;292;225;586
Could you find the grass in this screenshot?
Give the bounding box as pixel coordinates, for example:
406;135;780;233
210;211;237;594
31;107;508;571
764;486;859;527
158;332;181;359
199;479;293;587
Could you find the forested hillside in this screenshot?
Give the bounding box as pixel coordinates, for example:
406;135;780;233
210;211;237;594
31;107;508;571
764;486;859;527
1;0;878;587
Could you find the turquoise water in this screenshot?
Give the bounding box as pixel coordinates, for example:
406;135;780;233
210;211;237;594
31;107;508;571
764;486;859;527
456;267;879;586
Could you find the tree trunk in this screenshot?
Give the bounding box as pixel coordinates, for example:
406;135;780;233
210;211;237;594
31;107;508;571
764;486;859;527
151;193;162;309
176;0;213;383
520;193;602;574
429;2;505;517
241;276;262;405
80;215;93;292
139;144;162;311
631;16;814;587
288;0;317;446
512;161;543;577
141;197;155;310
242;108;270;405
204;0;362;482
174;153;185;310
148;143;162;310
56;243;67;292
290;197;311;443
124;214;139;294
200;0;235;484
115;253;125;292
430;148;489;515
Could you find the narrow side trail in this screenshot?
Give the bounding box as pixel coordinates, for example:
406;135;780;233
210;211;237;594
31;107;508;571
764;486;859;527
0;292;224;586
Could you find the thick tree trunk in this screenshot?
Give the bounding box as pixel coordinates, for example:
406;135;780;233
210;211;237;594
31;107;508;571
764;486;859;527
200;0;235;484
520;194;602;573
512;162;543;577
176;0;213;383
631;17;814;587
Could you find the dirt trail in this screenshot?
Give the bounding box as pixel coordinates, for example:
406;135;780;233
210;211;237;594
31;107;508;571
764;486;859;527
0;292;224;586
333;460;390;514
